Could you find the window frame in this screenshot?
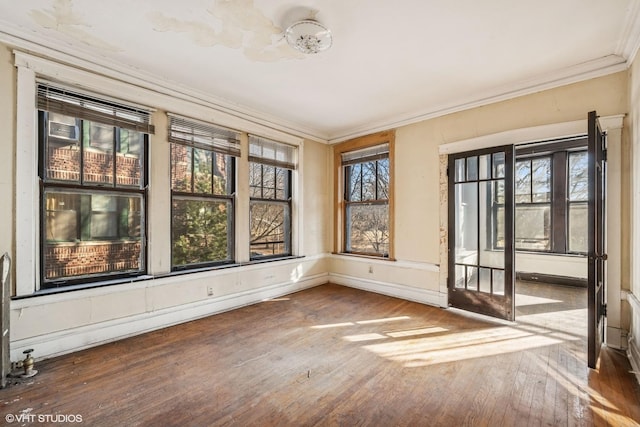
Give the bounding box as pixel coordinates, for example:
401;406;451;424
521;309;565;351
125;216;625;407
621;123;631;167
334;131;395;259
248;136;296;261
168;115;239;271
509;137;588;255
38;106;150;289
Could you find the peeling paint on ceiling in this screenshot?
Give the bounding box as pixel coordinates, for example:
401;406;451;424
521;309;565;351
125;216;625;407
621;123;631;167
29;0;120;53
149;0;302;62
1;0;634;141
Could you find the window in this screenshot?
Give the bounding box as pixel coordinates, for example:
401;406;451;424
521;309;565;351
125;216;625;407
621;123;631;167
337;133;394;257
169;115;240;269
249;136;296;259
567;151;588;252
514;156;552;250
38;84;153;288
510;138;588;254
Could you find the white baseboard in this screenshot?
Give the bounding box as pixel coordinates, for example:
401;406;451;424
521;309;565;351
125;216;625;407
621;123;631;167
628;335;640;385
328;272;446;308
607;326;627;350
626;291;640;384
11;273;328;361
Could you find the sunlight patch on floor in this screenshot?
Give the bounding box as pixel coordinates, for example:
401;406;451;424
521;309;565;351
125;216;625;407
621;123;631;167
362;325;565;367
311;316;411;329
515;293;563;306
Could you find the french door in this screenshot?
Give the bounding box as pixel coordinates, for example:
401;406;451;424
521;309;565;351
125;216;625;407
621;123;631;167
448;145;515;321
587;111;607;369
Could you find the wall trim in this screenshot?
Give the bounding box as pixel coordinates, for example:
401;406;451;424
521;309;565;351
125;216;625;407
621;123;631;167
0;24;630;145
328;272;446;308
330;56;627;144
2;31;326;142
12;50;310;146
626;290;640;384
328;253;440;272
11;273;329;361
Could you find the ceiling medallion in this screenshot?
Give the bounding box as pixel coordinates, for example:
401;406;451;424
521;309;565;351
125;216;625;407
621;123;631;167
285;19;332;54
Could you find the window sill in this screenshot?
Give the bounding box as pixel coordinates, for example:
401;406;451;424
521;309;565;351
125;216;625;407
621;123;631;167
14;256;306;299
332;252;396;262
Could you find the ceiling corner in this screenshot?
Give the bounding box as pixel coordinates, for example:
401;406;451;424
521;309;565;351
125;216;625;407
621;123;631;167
617;0;640;64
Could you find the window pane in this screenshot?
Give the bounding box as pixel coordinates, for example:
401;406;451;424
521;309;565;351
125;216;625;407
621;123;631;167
44;191;143;281
171;144;192;192
455;158;465;182
172;198;232;266
214;153;233;195
493;270;505;295
250;202;290;257
45;113;80;183
263;165;276;199
377;158;389;199
466;266;478;291
479;154;491;180
348;164;362;201
362;161;377;201
455;182;478;264
480;181;504;268
568;203;588;253
479;268;491;293
83;121;114;185
492;152;505;178
249;162;263;198
275;167;287;200
346;203;389;255
193;148;213;194
568;151;588;201
515;160;531;203
495;206;505;248
466;156;478;181
455;265;465;288
116;129;143;187
515;204;551;250
531;158;551;202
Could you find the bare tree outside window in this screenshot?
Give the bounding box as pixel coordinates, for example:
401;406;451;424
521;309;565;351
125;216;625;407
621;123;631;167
514;157;551;251
494;142;588;255
343;146;390;256
248;136;295;259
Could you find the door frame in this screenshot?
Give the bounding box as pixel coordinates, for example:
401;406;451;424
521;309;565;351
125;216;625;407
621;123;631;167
439;116;624;363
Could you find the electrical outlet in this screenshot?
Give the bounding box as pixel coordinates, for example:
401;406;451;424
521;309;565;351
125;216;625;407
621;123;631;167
207;286;214;296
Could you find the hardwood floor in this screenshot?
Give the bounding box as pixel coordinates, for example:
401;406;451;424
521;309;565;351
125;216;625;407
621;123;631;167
1;283;639;426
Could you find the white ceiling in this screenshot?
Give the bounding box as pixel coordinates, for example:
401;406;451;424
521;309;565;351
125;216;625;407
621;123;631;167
0;0;639;143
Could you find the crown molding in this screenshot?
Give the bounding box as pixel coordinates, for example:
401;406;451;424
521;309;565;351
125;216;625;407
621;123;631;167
617;0;640;63
0;23;331;143
327;54;628;143
0;17;634;147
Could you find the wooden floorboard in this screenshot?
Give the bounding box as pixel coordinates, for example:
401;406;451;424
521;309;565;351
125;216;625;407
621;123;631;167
1;282;639;426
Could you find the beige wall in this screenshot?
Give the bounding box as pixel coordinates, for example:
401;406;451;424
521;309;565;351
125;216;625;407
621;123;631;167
395;71;627;265
627;52;640;374
331;71;630;333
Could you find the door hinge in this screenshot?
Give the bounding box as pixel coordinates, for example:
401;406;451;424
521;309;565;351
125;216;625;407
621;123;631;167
602;149;607;162
602;304;607;317
446;166;449;177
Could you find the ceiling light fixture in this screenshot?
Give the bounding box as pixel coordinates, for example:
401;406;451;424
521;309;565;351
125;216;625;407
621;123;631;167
285;19;332;54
